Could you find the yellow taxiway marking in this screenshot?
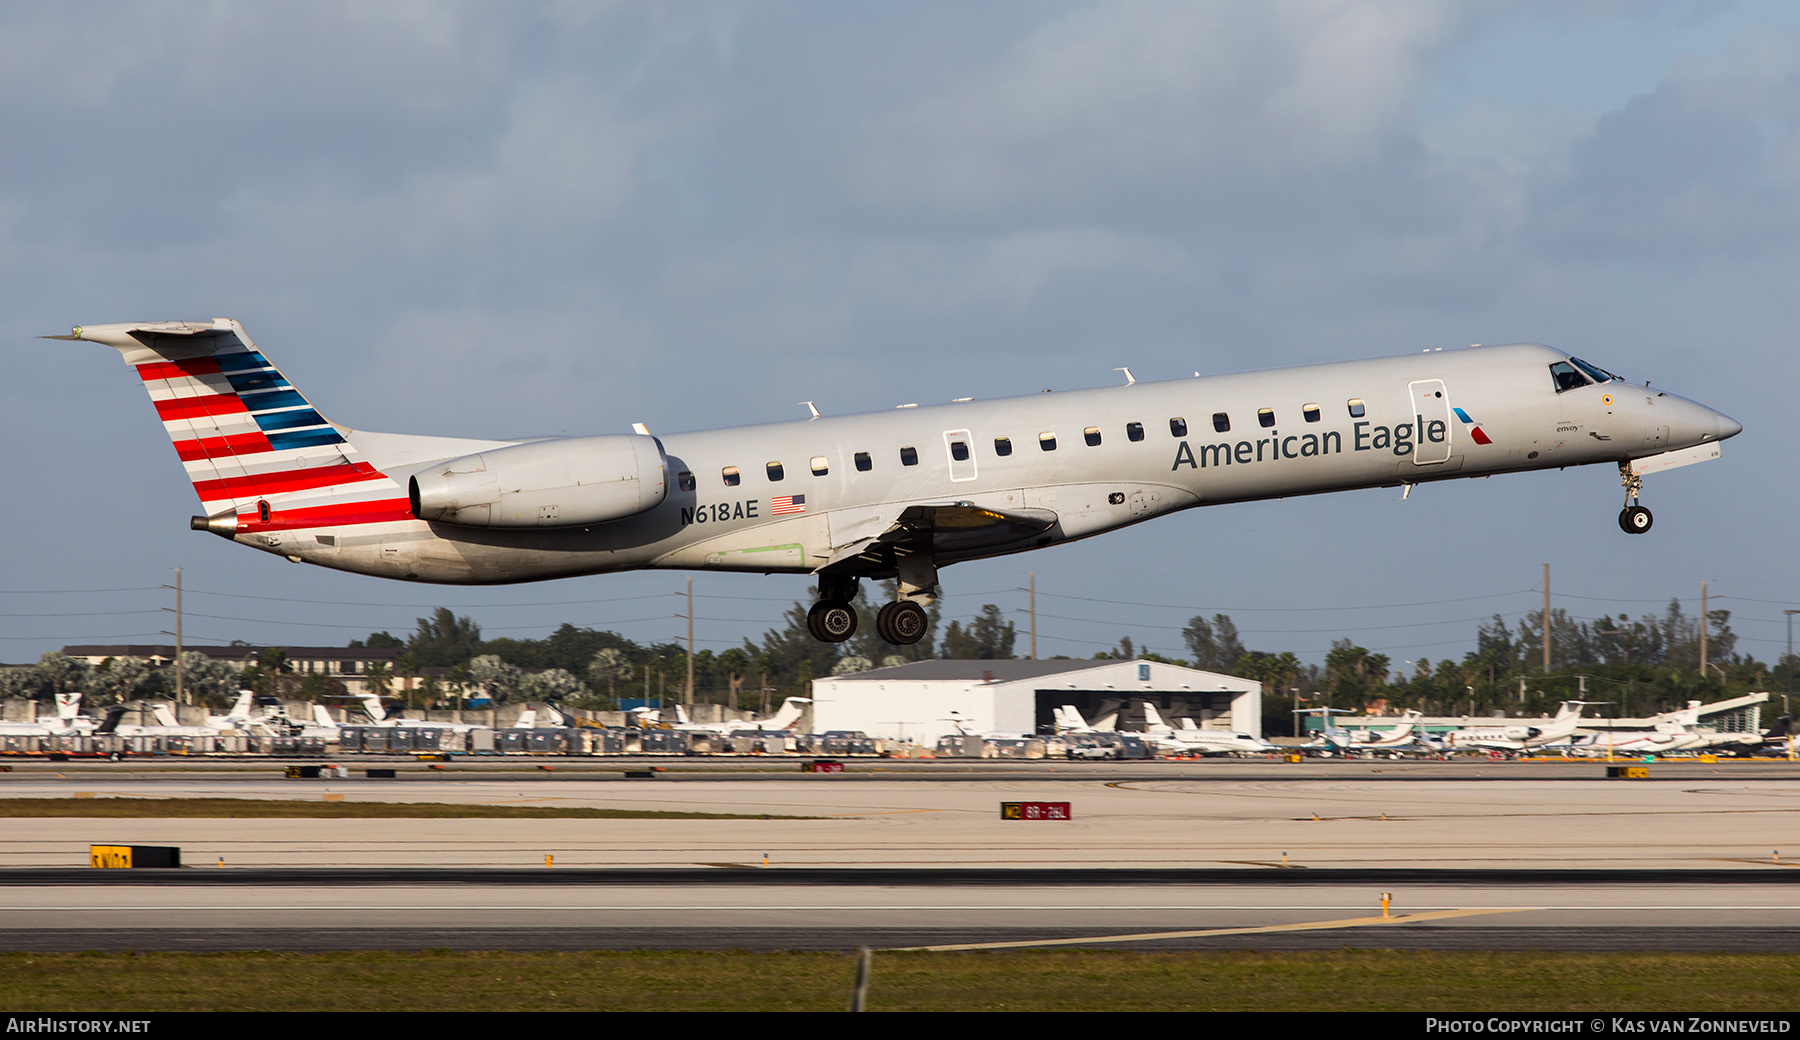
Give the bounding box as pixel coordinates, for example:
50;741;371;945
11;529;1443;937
889;907;1531;952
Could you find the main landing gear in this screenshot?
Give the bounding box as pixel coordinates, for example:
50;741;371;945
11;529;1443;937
1617;461;1653;534
805;568;934;645
876;601;929;645
805;600;858;642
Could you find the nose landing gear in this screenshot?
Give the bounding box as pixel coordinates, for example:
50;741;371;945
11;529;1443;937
1618;461;1653;534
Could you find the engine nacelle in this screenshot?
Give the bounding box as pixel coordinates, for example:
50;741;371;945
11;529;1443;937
408;434;667;528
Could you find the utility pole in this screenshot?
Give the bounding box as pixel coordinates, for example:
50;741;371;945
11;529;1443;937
1029;572;1037;660
174;567;183;705
686;576;695;707
1783;610;1800;696
1700;581;1709;679
160;568;185;705
1542;563;1551;673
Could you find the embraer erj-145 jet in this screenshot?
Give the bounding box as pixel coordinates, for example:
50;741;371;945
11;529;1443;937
59;320;1740;646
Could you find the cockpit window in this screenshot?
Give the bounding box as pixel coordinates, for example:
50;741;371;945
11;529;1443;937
1549;362;1590;393
1569;357;1619;384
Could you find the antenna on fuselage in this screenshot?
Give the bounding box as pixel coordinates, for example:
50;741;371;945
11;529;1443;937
632;422;651;435
1114;367;1136;386
800;402;820;421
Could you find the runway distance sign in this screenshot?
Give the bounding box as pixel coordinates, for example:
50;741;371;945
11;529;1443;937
1001;801;1071;820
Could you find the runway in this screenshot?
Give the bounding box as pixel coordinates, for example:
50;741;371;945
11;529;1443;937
3;872;1798;951
3;758;1798;951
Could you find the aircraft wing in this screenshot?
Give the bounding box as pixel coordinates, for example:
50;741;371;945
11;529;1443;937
816;502;1057;574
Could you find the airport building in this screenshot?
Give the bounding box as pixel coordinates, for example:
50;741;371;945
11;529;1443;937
62;644;404;696
810;658;1262;743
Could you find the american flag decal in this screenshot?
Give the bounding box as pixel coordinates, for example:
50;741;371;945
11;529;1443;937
771;494;807;516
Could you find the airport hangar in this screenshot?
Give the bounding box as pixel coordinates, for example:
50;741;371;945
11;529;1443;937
810;659;1262;742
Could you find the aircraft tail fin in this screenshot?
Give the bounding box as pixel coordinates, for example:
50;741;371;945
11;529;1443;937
62;319;410;536
1141;703;1170;733
55;692;82;721
355;692;388;723
763;697;811;731
1092;711;1118;733
226;690;254;720
152;704;180;728
313;705;337;728
514;707;537;729
95;706;127;735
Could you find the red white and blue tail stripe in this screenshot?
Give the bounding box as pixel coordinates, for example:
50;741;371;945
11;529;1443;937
62;319;411;535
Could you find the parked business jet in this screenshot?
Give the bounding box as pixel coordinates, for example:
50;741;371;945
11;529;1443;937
1141;703;1278;755
60;320;1740;644
1445;701;1605;753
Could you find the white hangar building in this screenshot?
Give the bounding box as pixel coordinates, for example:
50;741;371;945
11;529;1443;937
810;659;1262;743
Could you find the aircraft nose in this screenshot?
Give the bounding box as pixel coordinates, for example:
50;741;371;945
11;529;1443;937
1715;411;1743;440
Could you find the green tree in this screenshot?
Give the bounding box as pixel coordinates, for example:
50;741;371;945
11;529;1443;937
408;608;483;667
940;604;1016;660
1183;614;1244;671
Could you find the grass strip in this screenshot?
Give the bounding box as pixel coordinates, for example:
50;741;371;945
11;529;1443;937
0;949;1793;1011
0;797;798;820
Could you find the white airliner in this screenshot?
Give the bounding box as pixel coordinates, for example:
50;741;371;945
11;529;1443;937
61;320;1740;645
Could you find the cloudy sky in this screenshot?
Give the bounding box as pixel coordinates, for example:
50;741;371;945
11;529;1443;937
3;1;1796;672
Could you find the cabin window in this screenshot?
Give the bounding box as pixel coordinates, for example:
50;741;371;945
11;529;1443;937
854;452;872;472
810;456;829;476
950;440;970;462
722;466;740;487
1258;408;1276;428
766;462;785;481
900;446;918;466
677;471;696;492
1126;422;1144;442
1169;418;1187;437
1347;398;1366;418
1039;432;1057;451
994;437;1013;456
1302;404;1321;423
1084;427;1102;447
1212;412;1230;433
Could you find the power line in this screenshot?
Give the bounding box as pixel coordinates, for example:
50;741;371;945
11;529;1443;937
1030;588;1534;614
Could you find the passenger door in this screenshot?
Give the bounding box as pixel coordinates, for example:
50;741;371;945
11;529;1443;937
1408;379;1452;464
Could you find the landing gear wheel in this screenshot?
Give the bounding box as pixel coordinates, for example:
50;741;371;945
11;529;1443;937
876;601;929;645
807;601;857;643
1618;505;1653;534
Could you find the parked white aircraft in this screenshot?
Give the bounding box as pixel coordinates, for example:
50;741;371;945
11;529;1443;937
1052;704;1118;734
0;693;93;736
1141;703;1278;755
1557;700;1728;757
98;703;227;739
345;692;488;734
1446;701;1603;752
1304;708;1432;756
63;320;1740;644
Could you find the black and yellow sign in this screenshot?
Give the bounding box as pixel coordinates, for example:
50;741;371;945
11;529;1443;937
90;844;181;868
